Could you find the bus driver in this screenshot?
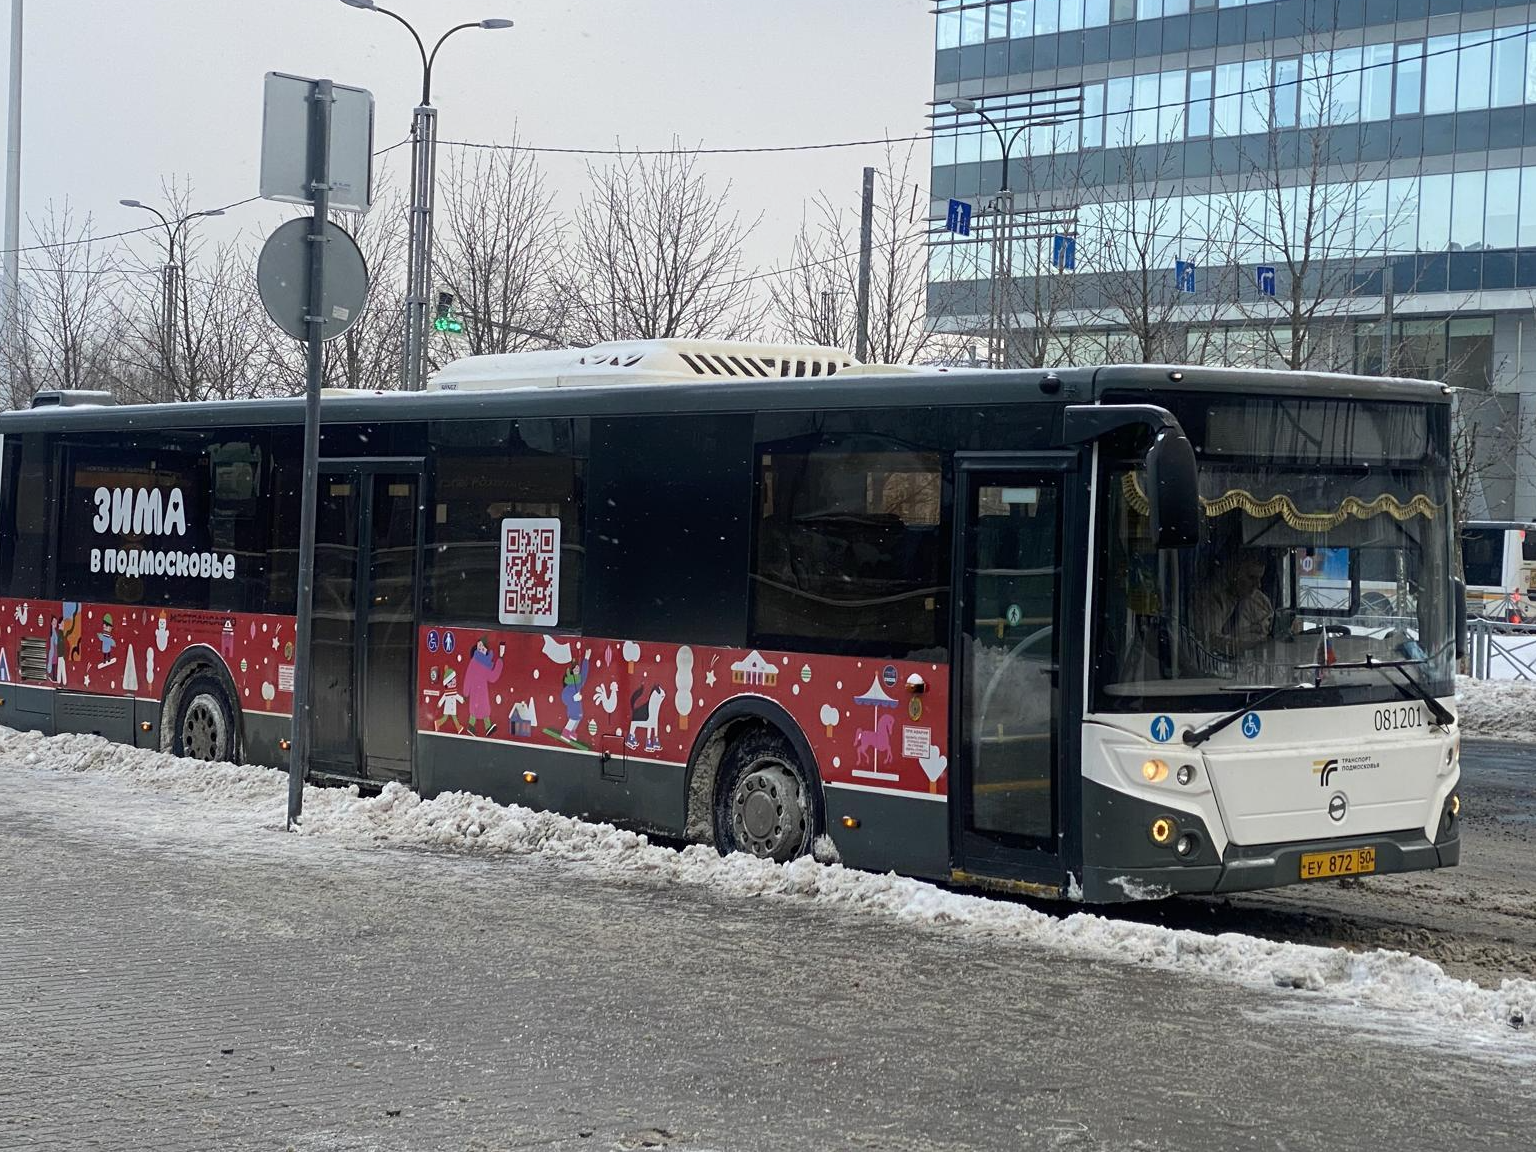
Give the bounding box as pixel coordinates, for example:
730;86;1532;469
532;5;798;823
1196;552;1274;656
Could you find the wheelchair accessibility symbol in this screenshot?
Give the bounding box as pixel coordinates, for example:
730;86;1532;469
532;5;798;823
1150;715;1175;743
1241;712;1262;739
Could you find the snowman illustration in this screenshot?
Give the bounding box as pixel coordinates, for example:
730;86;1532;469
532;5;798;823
154;612;170;652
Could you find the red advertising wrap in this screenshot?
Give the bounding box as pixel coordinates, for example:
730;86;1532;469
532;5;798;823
418;628;950;799
0;596;949;800
0;597;298;716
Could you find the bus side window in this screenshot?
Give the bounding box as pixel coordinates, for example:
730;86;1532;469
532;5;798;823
424;418;584;630
749;433;947;660
0;433;49;598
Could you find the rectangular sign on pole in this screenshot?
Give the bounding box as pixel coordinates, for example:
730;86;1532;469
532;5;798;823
946;198;973;237
1051;234;1076;271
260;71;375;213
1175;259;1197;293
1256;265;1277;297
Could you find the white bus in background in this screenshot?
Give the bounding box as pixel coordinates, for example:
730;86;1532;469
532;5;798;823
1461;520;1536;619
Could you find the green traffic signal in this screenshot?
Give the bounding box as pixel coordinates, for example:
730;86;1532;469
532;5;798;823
433;317;465;333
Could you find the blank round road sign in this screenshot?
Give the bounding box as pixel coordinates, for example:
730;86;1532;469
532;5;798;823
257;217;369;342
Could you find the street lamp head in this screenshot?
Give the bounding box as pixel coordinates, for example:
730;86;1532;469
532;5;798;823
949;97;977;114
119;199;144;208
479;18;514;29
199;209;226;219
339;0;376;9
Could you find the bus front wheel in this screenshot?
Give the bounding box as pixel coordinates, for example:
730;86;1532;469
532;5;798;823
171;673;238;763
713;727;819;863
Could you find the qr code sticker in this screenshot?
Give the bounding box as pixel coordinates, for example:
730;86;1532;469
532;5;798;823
499;518;561;626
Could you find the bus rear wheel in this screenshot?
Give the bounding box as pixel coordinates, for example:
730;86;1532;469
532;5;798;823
713;728;818;863
172;673;237;763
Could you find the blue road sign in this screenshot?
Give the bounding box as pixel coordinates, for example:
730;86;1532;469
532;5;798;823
1256;265;1277;297
946;198;972;237
1175;259;1197;293
1150;715;1176;743
1052;234;1076;271
1241;712;1262;739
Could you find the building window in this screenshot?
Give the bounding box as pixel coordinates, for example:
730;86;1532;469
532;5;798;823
1010;0;1033;38
1457;30;1492;113
1273;58;1298;128
1187;69;1212;137
1424;35;1457;116
1395;42;1423;116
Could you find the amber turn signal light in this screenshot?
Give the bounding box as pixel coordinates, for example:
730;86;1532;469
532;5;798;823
523;771;538;784
841;815;860;829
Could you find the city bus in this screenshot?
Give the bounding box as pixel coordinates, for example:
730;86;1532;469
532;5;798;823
1461;519;1536;620
0;341;1463;901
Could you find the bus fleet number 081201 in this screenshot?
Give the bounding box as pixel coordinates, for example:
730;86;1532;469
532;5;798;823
1373;704;1424;732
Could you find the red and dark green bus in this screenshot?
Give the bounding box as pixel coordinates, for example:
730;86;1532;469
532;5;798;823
0;340;1463;900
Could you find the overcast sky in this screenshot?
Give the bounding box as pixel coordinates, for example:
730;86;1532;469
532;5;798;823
7;0;935;275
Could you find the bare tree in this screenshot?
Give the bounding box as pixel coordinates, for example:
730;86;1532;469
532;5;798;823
0;200;125;407
109;180;275;402
1079;139;1223;363
430;141;563;366
769;143;938;363
559;144;760;344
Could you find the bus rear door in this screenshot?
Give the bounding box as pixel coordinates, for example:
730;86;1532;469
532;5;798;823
309;460;424;785
950;455;1075;894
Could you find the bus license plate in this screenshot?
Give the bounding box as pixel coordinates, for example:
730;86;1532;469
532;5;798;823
1300;847;1376;880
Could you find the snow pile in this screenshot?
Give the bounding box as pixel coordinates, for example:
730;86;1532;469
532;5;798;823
1456;675;1536;741
3;725;1533;1048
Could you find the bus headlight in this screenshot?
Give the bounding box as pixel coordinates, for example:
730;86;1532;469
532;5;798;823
1149;817;1177;845
1451;793;1461;817
1141;758;1169;784
1176;764;1197;786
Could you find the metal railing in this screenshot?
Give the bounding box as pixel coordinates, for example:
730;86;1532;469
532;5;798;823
1467;616;1536;680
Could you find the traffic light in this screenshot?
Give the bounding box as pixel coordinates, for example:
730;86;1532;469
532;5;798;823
433;291;464;334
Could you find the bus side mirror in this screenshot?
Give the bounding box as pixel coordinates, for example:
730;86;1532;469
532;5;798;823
1453;578;1467;660
1146;427;1201;549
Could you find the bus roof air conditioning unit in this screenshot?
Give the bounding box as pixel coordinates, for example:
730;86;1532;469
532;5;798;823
428;339;859;392
30;389;116;408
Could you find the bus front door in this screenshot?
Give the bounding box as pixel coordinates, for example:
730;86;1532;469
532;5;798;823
310;465;423;785
951;460;1067;892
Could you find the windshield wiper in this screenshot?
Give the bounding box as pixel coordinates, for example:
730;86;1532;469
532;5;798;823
1182;682;1315;748
1293;654;1455;729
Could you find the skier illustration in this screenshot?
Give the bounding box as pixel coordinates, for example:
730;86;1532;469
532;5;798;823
626;681;666;753
559;651;591;742
461;638;505;736
96;614;118;669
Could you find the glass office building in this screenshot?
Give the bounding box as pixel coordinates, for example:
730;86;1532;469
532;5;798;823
928;0;1536;517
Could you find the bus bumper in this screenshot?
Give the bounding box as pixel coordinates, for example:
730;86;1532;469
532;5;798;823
1079;780;1461;903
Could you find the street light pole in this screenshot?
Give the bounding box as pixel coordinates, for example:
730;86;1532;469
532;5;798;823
952;101;1022;369
119;200;225;399
949;95;1076;370
3;0;23;341
340;0;512;390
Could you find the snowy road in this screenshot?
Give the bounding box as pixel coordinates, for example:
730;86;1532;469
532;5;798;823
2;734;1535;1150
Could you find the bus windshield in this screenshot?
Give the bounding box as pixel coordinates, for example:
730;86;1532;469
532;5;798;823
1095;396;1455;712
